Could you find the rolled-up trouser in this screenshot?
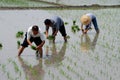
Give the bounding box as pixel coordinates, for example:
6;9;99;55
85;17;99;32
92;17;99;31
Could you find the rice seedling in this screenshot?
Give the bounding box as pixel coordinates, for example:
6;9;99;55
31;45;40;58
47;35;54;40
17;40;21;49
48;70;51;75
71;20;80;33
64;22;68;25
2;64;6;73
28;64;38;75
87;71;90;75
94;55;99;61
56;76;60;80
73;20;76;25
26;76;29;80
67;65;71;70
44;31;46;34
0;43;2;47
59;62;64;66
12;61;20;73
66;35;70;39
17;40;21;46
31;69;38;75
16;31;24;38
110;76;112;80
79;75;84;80
0;43;3;49
15;77;19;80
7;72;10;79
64;74;71;80
31;45;37;50
51;73;55;79
59;69;66;75
8;59;22;77
74;62;77;66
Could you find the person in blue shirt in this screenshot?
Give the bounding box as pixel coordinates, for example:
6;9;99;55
80;13;100;34
44;16;67;43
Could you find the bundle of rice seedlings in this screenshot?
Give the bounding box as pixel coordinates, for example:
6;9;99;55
0;43;3;48
71;20;80;33
31;45;37;50
16;31;24;38
47;35;54;40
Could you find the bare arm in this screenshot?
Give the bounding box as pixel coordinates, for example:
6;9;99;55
84;29;89;34
37;41;45;50
46;26;49;38
53;30;58;36
81;24;83;30
81;24;84;33
81;24;89;34
46;30;49;38
27;39;32;46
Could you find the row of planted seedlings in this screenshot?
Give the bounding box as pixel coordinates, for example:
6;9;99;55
0;32;25;80
0;58;23;80
60;41;97;80
54;45;81;80
68;42;113;80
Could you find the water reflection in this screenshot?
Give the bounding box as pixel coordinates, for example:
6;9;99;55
18;57;44;80
80;33;99;53
45;43;67;67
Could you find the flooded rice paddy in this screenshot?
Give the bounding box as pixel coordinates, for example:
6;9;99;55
0;8;120;80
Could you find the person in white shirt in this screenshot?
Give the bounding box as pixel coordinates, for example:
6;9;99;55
18;25;45;57
80;13;100;34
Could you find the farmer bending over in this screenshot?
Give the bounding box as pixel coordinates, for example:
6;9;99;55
80;13;100;34
18;25;45;57
44;16;67;43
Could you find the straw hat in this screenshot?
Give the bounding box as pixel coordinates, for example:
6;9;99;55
80;15;91;25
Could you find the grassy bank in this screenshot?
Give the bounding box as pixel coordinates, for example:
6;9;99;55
0;0;56;7
0;0;119;10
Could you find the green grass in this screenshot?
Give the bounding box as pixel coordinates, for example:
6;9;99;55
0;0;28;7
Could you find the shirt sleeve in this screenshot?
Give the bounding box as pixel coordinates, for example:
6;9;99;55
27;27;32;39
40;33;45;41
27;32;31;39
